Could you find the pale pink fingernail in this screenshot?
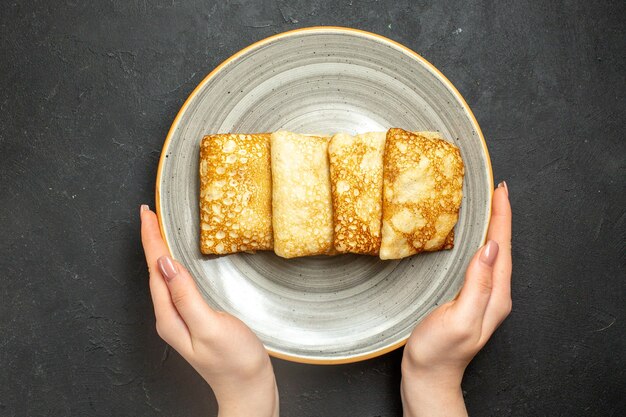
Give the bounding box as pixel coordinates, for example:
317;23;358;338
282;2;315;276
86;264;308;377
140;204;149;215
157;256;178;281
498;181;509;197
480;240;499;267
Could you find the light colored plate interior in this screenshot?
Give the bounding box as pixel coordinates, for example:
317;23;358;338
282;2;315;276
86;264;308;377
156;27;492;364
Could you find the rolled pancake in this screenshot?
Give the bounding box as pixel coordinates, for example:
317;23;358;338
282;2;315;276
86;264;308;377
328;130;444;255
380;128;464;260
199;133;273;254
271;131;334;258
328;132;386;255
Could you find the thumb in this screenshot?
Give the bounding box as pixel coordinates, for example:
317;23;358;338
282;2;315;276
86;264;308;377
453;240;499;324
157;255;216;333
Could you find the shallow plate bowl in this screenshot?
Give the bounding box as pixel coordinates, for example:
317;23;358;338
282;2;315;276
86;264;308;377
157;27;492;364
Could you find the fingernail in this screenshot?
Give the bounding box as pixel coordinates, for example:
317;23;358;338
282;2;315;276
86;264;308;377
157;256;178;281
140;204;149;215
480;240;499;267
498;181;509;197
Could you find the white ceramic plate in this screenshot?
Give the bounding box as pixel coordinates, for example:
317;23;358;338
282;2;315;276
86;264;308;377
156;27;492;364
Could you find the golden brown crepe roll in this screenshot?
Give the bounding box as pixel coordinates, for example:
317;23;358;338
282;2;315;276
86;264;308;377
271;131;334;258
199;133;273;254
328;132;386;255
379;128;464;260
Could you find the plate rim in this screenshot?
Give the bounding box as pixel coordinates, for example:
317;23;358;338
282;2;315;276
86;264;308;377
155;26;494;365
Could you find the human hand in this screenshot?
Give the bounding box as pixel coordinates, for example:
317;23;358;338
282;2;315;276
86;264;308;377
401;182;512;417
140;205;279;417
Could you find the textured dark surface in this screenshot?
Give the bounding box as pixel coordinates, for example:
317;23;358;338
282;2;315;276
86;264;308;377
1;0;624;416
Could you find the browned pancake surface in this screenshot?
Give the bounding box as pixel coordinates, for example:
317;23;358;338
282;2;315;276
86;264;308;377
199;133;272;254
271;131;334;258
380;128;464;260
328;132;386;255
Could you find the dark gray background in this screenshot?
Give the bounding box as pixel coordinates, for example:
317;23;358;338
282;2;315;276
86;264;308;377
1;1;624;416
